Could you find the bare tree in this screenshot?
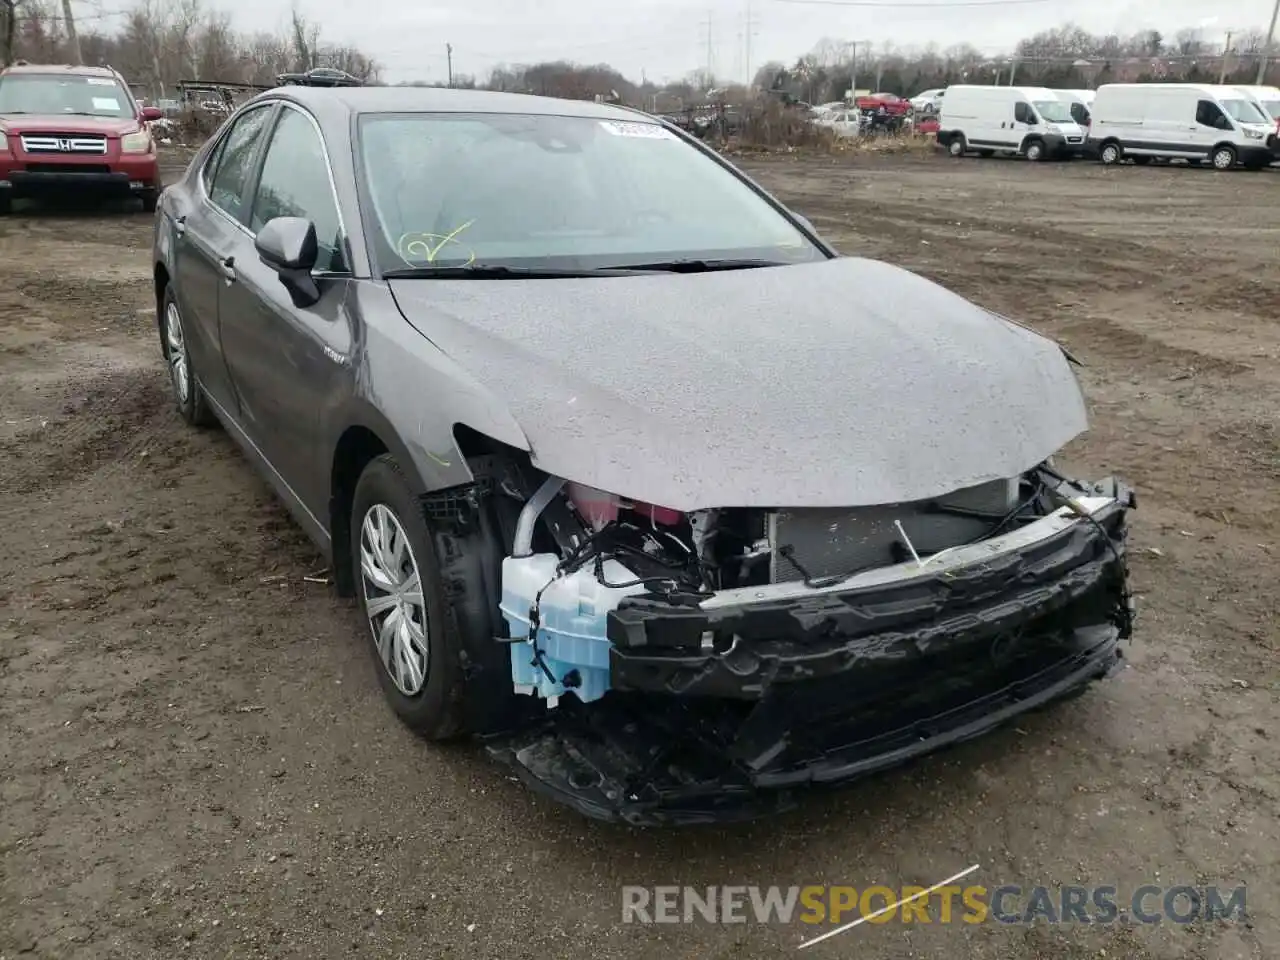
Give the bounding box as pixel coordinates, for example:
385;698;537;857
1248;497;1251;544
1;0;17;66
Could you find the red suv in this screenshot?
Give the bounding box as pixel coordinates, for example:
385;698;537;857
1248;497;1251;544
0;62;164;214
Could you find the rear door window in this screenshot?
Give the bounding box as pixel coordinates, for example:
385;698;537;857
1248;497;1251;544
207;105;274;223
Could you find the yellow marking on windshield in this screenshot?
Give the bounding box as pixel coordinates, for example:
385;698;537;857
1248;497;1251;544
396;220;476;264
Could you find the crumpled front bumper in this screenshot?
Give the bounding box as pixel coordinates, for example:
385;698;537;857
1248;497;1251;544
487;480;1136;825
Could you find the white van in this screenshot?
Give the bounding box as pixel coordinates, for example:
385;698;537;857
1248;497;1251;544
1231;85;1280;161
1087;83;1274;170
938;85;1086;160
1052;89;1095;130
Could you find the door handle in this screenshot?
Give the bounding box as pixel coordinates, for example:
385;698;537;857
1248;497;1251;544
218;256;236;282
174;215;186;237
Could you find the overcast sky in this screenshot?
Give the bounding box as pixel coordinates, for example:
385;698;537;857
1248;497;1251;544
226;0;1278;85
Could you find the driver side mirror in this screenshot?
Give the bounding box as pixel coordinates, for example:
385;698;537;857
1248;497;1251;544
140;106;164;122
256;216;321;307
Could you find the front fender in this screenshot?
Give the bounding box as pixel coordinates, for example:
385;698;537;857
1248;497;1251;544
335;283;531;495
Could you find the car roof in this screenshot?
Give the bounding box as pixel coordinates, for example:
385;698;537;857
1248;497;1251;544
1;62;121;79
267;85;653;127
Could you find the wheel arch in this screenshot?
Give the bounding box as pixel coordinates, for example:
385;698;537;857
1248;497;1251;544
1211;141;1238;162
154;261;171;339
327;406;530;596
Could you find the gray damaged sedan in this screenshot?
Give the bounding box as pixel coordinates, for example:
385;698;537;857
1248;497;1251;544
152;85;1136;824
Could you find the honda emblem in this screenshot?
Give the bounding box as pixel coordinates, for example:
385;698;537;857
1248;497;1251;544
57;138;73;152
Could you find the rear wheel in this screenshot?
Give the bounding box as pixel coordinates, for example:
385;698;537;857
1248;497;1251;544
1210;145;1236;170
161;287;216;427
1099;142;1123;165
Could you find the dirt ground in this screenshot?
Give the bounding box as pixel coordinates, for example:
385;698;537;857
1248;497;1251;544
2;149;1278;960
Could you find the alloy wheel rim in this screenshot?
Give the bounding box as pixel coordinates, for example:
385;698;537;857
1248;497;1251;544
164;302;190;404
1213;151;1232;169
359;503;429;696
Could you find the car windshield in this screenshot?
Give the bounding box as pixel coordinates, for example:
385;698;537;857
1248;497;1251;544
0;74;133;117
358;112;825;272
1259;99;1280;120
1220;98;1268;123
1032;100;1073;123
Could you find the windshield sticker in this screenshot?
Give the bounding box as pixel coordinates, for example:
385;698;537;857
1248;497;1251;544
86;78;117;86
91;97;122;111
598;120;675;139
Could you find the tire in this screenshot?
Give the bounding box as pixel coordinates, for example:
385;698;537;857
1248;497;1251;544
1024;139;1045;162
1099;142;1122;165
140;188;160;214
1210;145;1236;170
160;286;216;427
351;455;518;740
947;136;966;157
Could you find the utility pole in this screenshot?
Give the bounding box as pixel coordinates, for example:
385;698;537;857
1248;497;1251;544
743;0;758;87
1257;0;1278;84
446;43;453;87
61;0;82;65
1218;31;1232;84
701;11;714;87
1008;58;1019;86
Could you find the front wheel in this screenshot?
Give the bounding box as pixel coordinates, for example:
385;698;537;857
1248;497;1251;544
1099;142;1123;165
1211;145;1236;170
947;136;967;157
1024;139;1045;162
351;455;519;739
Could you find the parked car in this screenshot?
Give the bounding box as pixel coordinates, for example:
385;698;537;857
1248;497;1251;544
913;114;940;136
811;107;862;137
0;61;164;214
938;85;1086;160
909;87;946;114
854;92;911;116
1088;83;1273;169
153;85;1135;824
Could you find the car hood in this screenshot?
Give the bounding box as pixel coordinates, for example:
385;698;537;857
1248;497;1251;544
0;114;139;135
389;257;1088;511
